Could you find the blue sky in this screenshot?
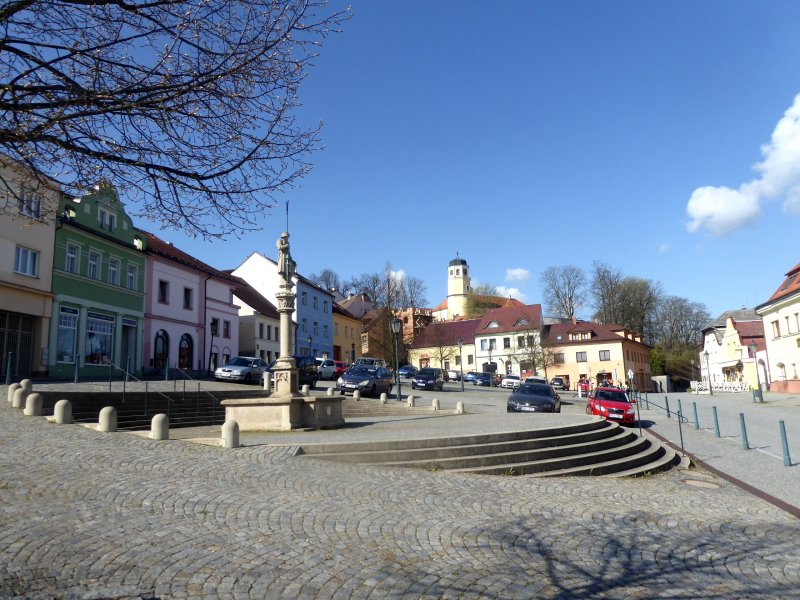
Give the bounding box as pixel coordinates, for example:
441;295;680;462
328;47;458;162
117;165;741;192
149;1;800;319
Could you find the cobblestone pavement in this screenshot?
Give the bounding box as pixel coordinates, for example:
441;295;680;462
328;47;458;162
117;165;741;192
2;398;800;598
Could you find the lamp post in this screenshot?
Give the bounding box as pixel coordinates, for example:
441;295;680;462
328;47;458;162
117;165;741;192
488;344;493;386
390;317;402;401
457;336;464;392
704;350;713;396
690;358;697;394
307;335;313;358
749;342;763;403
351;342;355;365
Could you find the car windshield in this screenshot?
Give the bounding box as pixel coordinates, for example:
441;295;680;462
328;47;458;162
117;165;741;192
349;366;376;377
417;369;436;378
505;376;519;380
226;357;250;367
516;384;552;396
595;389;629;403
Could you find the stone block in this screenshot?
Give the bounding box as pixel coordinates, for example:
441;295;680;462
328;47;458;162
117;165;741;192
98;406;117;432
24;392;42;416
7;382;20;404
326;387;334;397
380;392;388;404
54;399;73;424
19;379;32;394
12;387;26;409
432;398;439;411
222;419;240;448
407;395;415;408
455;401;464;415
151;413;169;440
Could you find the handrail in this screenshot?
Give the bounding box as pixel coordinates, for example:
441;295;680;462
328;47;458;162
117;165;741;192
174;366;224;405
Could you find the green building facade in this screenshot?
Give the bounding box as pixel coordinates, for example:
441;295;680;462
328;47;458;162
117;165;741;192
48;183;146;379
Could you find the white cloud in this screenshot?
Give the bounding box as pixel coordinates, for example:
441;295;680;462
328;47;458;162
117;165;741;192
658;243;670;253
390;269;405;281
686;93;800;235
505;268;531;282
495;286;528;302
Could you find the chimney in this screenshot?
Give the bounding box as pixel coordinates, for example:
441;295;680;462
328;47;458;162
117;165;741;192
572;315;577;325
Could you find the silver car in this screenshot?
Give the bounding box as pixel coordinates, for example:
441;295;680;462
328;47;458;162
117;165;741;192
214;356;268;383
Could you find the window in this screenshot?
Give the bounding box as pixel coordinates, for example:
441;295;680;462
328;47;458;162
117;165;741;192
183;287;193;310
780;273;798;291
66;243;79;273
490;339;496;350
468;354;474;365
258;323;264;338
56;307;78;362
324;300;328;313
313;321;318;335
313;296;318;310
223;320;231;338
323;325;328;338
455;355;461;365
334;322;339;336
503;337;511;349
517;336;525;348
108;258;119;285
772;320;780;339
126;264;137;290
554;353;564;364
87;251;100;279
301;291;307;305
266;325;272;340
13;246;38;276
480;339;488;351
576;351;587;362
85;313;114;365
157;280;169;303
210;318;219;336
98;207;116;232
302;318;307;333
17;188;41;218
599;350;610;361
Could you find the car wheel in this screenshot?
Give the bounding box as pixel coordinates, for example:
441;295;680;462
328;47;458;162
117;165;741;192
370;385;377;397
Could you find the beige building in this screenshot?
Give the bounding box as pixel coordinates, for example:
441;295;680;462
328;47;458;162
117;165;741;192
0;159;59;378
407;319;481;373
756;261;800;392
542;320;651;391
333;303;360;363
699;309;764;392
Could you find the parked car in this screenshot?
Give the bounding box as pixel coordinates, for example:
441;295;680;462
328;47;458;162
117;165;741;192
446;369;462;381
334;361;349;379
500;374;521;389
507;383;562;413
472;372;497;387
315;358;337;380
463;371;479;383
411;367;445;391
577;378;591;395
266;355;318;388
354;356;387;367
525;376;547;385
586;386;636;424
214;356;268;383
336;365;393;397
549;377;567;391
398;364;418;379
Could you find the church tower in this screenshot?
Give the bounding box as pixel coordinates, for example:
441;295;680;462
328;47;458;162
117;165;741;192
446;255;471;319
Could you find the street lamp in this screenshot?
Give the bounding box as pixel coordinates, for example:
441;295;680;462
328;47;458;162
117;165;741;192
704;350;713;396
457;336;464;392
390;317;402;401
307;335;312;358
351;342;355;365
488;344;493;386
749;342;763;403
690;358;696;394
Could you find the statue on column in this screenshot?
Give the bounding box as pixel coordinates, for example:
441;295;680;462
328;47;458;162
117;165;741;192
276;232;296;284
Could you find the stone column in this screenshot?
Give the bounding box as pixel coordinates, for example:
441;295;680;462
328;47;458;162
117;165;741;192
271;283;299;398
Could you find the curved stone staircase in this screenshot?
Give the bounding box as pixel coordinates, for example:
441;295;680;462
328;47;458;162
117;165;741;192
297;418;681;477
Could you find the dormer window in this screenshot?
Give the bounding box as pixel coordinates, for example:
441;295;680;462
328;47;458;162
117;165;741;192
98;207;116;232
514;318;529;327
488;320;500;328
18;187;41;218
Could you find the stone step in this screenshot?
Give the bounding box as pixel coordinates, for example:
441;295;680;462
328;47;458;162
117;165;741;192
532;440;672;477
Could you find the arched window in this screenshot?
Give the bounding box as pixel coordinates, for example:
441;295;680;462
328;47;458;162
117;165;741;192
179;333;193;370
154;330;169;369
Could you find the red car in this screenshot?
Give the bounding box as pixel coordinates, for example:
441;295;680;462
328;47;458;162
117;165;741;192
334;361;349;379
577;378;591;395
586;386;637;425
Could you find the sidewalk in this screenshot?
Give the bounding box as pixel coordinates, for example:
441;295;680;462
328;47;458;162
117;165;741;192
639;390;800;511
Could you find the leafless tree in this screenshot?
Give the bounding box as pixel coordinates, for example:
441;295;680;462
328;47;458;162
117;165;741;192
654;296;710;350
590;262;662;343
465;283;500;318
346;263;427;311
426;321;454;370
541;265;587;319
307;269;342;293
0;0;348;237
590;261;624;325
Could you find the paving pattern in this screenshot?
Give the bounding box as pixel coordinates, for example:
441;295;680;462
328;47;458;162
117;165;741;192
1;400;799;599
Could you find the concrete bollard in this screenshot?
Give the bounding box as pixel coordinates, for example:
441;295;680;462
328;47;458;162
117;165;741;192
455;401;464;415
432;398;440;410
98;406;117;432
222;419;240;448
301;384;310;397
326;387;334;397
12;387;26;409
380;392;388;404
353;390;361;401
7;382;20;403
263;373;272;393
23;392;42;416
54;399;73;424
151;413;169;440
20;379;32;395
407;395;415;408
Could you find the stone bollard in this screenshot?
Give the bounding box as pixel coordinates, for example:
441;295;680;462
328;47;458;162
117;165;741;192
151;413;169;440
353;390;361;401
380;392;388;404
263;373;272;393
222;419;240;448
301;384;310;397
407;395;415;408
54;399;73;424
7;382;20;403
98;406;117;432
24;392;42;416
455;401;464;415
20;379;32;395
432;398;439;411
326;387;334;397
12;387;26;409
